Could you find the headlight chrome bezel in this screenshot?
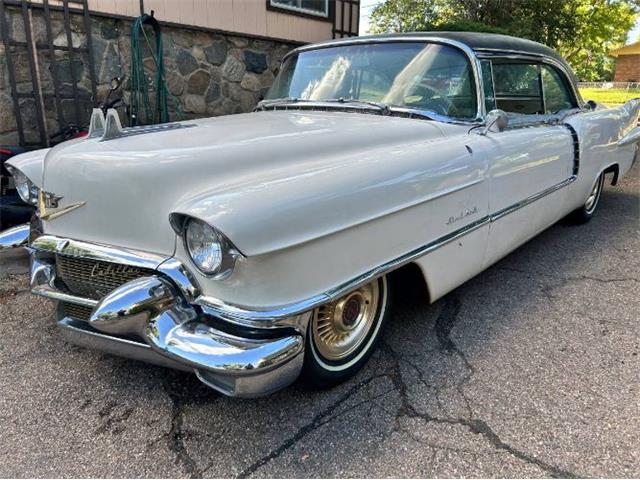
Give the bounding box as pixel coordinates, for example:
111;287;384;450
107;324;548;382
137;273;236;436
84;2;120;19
174;215;240;280
6;165;39;205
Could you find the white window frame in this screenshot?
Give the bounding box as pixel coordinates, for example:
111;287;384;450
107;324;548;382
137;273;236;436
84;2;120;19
270;0;330;18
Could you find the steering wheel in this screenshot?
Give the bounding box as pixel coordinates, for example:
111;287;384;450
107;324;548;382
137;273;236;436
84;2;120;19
405;84;455;116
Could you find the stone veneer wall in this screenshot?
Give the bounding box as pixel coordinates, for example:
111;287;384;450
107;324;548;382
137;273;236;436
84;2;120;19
0;5;298;145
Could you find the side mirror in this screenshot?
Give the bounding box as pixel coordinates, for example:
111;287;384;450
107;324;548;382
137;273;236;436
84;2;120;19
479;109;508;135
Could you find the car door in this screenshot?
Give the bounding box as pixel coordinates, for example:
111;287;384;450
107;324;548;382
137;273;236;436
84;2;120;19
479;59;578;268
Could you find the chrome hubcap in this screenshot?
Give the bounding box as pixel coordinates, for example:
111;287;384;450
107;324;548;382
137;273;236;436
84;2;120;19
311;281;380;361
585;174;604;213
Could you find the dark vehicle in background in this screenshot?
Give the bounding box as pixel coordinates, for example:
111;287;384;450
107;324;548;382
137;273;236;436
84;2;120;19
0;147;36;229
0;78;124;229
0;126;87;229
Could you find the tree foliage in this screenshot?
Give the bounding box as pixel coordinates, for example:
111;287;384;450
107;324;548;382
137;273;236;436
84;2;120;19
369;0;640;81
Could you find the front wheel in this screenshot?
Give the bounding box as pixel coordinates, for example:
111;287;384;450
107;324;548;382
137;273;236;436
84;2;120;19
300;276;391;389
569;172;605;224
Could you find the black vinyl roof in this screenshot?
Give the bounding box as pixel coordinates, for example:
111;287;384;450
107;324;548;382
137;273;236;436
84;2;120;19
306;32;577;85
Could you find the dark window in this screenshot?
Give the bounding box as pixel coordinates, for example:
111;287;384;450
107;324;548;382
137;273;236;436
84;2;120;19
270;0;329;17
541;65;576;113
492;63;543;114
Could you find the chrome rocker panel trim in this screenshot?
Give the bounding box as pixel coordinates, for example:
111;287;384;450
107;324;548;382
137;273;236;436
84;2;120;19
0;223;29;252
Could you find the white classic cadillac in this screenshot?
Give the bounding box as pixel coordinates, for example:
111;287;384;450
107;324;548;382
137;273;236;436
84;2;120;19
1;33;639;397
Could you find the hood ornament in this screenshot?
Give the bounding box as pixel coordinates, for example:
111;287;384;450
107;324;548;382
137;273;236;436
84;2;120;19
38;190;85;221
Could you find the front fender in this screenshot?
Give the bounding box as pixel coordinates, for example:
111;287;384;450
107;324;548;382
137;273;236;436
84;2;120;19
6;148;50;188
171;133;481;257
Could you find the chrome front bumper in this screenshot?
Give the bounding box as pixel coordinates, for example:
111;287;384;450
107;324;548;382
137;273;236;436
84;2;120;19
0;223;29;252
3;231;307;398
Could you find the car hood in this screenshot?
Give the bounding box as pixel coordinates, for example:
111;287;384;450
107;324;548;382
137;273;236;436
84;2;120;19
36;110;472;256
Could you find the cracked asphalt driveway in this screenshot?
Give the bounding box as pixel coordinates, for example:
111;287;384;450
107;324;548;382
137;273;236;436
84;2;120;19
1;163;638;478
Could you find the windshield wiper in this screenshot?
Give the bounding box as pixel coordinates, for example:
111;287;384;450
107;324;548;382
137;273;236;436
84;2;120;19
322;98;391;115
257;97;391;115
256;97;301;110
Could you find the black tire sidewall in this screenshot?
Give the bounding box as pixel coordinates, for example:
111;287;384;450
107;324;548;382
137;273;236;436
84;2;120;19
569;172;605;224
300;276;390;388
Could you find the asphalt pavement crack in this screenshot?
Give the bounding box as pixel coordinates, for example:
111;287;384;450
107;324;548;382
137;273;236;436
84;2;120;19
236;374;389;479
0;287;29;304
382;319;580;478
95;400;134;435
433;295;475;418
462;418;578;478
163;377;204;479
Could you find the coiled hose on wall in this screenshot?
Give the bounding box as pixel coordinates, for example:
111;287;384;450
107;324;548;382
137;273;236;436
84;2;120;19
129;13;171;126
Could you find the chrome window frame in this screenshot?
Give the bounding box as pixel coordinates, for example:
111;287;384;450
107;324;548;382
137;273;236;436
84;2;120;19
474;49;585;110
277;37;586;125
277;36;487;125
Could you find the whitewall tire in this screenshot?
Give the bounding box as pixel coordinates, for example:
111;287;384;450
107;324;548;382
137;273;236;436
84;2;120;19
300;276;391;388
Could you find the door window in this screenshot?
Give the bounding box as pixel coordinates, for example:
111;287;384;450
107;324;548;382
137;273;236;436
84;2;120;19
492;63;543;114
541;65;576;113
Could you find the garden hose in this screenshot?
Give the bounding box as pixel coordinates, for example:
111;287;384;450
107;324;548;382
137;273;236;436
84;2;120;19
129;14;172;126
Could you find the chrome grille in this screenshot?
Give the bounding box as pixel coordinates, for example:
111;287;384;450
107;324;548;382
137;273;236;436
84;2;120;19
61;302;94;321
55;254;154;300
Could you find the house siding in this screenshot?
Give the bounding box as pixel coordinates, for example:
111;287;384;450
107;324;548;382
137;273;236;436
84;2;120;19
0;5;298;144
31;0;357;44
613;54;640;82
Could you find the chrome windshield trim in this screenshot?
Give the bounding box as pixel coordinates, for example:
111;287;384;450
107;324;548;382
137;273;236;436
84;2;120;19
279;36;485;123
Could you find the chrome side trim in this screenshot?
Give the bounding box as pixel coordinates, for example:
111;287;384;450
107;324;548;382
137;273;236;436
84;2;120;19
196;215;490;325
197;174;577;325
490;175;576;222
31;236;168;269
0;223;29;252
30;174;576;327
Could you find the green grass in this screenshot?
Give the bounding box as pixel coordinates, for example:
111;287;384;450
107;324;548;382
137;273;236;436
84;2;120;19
579;88;640;106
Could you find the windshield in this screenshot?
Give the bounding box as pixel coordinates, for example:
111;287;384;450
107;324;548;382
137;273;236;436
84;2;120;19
265;42;478;120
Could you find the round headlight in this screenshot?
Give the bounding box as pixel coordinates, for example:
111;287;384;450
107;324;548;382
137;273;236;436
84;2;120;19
185;218;223;275
7;165;39;205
